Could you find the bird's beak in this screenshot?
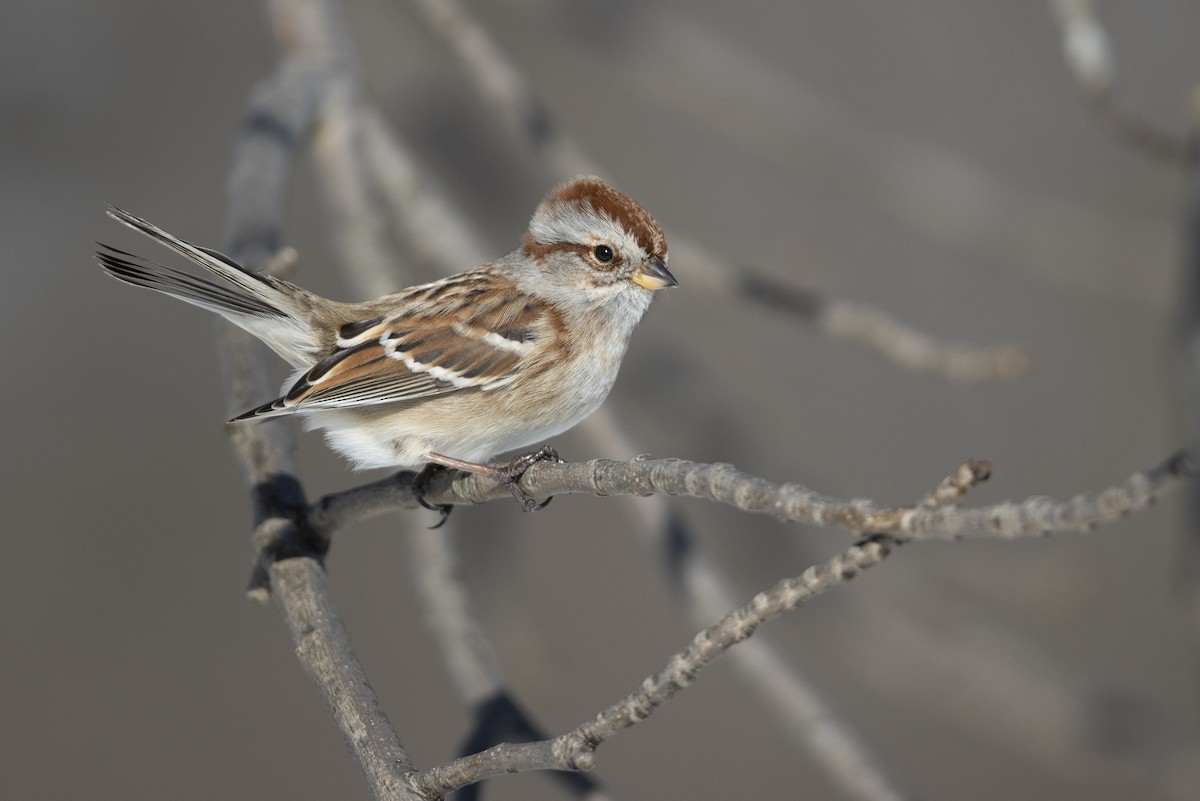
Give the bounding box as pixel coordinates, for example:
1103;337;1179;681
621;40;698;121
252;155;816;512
631;257;678;291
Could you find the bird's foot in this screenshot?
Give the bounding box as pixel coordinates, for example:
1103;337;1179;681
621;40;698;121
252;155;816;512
424;446;561;512
411;462;454;529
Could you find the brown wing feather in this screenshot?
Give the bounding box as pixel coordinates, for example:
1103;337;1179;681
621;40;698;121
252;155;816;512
232;269;547;419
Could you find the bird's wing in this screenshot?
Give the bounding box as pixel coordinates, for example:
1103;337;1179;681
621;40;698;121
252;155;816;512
232;271;550;419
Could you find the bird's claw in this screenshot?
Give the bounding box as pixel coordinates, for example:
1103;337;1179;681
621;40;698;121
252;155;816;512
411;463;454;528
498;446;560;512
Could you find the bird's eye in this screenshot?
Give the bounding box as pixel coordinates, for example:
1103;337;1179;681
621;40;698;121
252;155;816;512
592;244;614;264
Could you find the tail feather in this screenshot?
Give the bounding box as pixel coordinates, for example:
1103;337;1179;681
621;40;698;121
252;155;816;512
98;207;321;367
96;244;281;318
104;207;286;305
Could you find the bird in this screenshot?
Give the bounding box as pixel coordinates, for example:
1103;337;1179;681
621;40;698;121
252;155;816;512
96;176;677;517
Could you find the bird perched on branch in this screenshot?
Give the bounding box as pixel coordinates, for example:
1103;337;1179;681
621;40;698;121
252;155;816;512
97;176;676;519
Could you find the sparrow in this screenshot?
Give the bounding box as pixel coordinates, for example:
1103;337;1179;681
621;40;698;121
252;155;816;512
96;176;677;516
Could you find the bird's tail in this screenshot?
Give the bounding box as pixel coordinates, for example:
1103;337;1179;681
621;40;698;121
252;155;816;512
97;207;321;367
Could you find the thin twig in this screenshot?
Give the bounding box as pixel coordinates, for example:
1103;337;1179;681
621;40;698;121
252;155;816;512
411;530;610;801
408;0;597;175
581;409;909;801
409;0;1025;383
412;534;898;795
1050;0;1195;164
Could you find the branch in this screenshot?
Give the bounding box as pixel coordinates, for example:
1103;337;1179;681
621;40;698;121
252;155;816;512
311;451;1194;541
407;528;612;801
217;1;421;797
580;410;908;801
1050;0;1196;164
410;0;1025;383
412;533;899;795
406;444;1187;793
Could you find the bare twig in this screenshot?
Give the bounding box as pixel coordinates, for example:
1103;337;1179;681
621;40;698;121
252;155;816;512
919;458;993;510
311;451;1193;541
407;0;597;175
409;528;504;705
819;298;1028;383
412;534;899;795
1051;0;1195;164
581;409;909;801
410;529;611;801
410;0;1026;383
1180;95;1200;632
406;443;1183;794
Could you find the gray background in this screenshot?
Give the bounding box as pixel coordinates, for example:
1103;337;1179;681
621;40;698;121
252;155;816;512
3;1;1198;799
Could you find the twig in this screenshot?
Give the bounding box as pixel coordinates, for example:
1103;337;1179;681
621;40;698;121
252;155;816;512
407;0;597;174
412;534;898;795
409;0;1026;383
582;410;909;801
1180;87;1200;633
357;105;491;273
407;444;1177;794
1050;0;1195;164
452;692;605;801
408;526;612;797
819;298;1028;383
310;451;1193;541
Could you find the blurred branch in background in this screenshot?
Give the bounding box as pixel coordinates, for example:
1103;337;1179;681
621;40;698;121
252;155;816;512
414;533;902;795
1051;0;1200;670
1050;0;1196;165
220;0;420;797
410;0;1028;384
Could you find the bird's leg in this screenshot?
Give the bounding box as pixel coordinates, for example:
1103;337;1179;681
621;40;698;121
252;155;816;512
410;462;454;529
424;446;561;512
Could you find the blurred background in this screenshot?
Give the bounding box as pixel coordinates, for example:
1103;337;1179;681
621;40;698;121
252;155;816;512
3;1;1199;799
